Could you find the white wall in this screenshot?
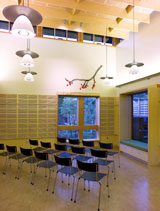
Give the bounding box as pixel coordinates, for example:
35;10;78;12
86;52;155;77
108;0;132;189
116;11;160;92
0;33;117;96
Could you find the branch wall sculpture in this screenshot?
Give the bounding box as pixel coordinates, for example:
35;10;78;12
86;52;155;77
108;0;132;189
65;65;103;90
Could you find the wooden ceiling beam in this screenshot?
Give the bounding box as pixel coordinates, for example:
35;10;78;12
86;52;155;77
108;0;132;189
126;5;134;14
25;5;139;32
32;0;150;23
116;17;123;24
107;0;160;11
41;18;129;39
0;5;138;32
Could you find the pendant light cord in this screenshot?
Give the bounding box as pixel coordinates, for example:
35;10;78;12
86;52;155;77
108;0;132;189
106;27;108;76
27;39;30;51
133;0;135;63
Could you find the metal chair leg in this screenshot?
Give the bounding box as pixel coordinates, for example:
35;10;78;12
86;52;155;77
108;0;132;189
98;182;101;211
52;171;58;194
46;169;51;191
113;161;116;180
74;177;80;203
88;181;90;192
118;152;120;168
2;156;9;175
71;175;75;201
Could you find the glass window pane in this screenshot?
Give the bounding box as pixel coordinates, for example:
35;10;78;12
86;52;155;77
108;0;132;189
83;129;97;139
58;97;78;126
84;97;96;125
58;130;79;139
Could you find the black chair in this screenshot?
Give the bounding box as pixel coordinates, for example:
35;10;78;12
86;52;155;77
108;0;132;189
33;151;56;191
16;147;37;183
40;141;58;155
82;140;94;152
0;144;8;173
71;146;92;162
52;155;78;201
29;139;43;152
2;145;19;175
57;137;67;143
99;142;120;168
0;144;7;156
91;148;115;180
74;160;108;211
3;145;30;178
54;143;73;158
68;138;80;145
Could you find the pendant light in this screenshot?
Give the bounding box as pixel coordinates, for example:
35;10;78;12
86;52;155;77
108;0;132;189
21;68;37;82
100;28;113;81
125;0;144;74
16;39;39;67
3;1;42;39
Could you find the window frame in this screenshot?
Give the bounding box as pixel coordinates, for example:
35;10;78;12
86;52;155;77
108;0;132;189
57;93;100;140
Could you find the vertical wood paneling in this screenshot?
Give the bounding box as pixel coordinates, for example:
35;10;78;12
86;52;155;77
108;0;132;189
0;94;57;139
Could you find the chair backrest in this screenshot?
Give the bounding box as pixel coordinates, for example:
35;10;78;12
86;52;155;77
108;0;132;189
34;151;48;161
82;140;94;147
99;142;113;149
71;146;85;154
69;138;80;145
29;139;38;146
6;145;17;153
90;149;107;158
57;137;67;143
77;160;98;172
54;143;67;151
20;147;32;156
40;141;51;149
0;144;4;150
54;155;72;166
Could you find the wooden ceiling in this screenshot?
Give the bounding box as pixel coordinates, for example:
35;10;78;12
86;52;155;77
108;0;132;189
0;0;159;39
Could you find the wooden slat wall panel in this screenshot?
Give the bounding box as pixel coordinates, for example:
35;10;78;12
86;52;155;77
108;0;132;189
100;97;115;136
0;94;57;139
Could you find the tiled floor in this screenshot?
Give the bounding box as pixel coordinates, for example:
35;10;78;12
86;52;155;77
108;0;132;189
0;154;159;211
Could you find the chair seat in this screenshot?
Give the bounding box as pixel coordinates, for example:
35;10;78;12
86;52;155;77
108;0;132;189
44;149;58;154
10;153;26;160
81;171;106;182
58;166;78;175
38;160;56;168
33;147;44;152
94;159;113;166
0;151;8;156
23;156;37;164
108;151;118;156
58;152;74;158
75;155;92;162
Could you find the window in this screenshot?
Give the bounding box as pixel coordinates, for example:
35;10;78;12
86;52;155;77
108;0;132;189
83;33;93;43
0;20;9;32
43;27;54;38
58;97;78;126
55;29;66;40
58;95;99;140
94;35;104;44
68;31;78;41
105;36;112;46
132;92;148;143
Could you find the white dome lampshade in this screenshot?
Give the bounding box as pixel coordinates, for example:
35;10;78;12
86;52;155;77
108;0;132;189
24;72;34;82
12;15;35;39
129;64;140;75
21;54;34;67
